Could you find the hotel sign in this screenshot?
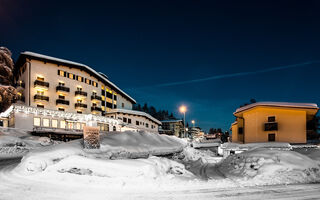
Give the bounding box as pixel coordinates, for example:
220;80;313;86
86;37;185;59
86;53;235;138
83;126;100;149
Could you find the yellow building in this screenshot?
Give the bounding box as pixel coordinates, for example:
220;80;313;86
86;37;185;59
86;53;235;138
231;102;319;144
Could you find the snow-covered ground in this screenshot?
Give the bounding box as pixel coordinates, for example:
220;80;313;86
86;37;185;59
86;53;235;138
0;131;320;200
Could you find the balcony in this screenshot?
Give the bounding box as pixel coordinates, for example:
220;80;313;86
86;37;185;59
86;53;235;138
17;95;25;102
34;80;49;89
75;91;87;97
91;95;102;101
75;103;87;109
56;85;70;93
56;99;70;105
34;94;49;101
91;106;102;112
264;122;278;131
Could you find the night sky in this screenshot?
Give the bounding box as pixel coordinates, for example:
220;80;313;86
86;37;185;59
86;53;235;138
1;0;320;131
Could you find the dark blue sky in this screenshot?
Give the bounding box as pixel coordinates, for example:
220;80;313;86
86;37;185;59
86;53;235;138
1;0;320;131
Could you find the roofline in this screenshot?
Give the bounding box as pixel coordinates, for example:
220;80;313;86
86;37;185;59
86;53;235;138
15;51;136;104
106;109;162;125
234;102;319;115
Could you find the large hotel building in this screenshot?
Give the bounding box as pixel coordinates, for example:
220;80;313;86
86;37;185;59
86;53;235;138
0;51;160;139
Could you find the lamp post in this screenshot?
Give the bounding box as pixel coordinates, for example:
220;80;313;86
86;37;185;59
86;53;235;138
179;105;187;138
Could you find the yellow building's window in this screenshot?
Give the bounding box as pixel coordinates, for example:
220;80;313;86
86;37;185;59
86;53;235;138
33;117;41;126
113;100;117;105
68;122;73;129
69;73;74;79
37;76;44;81
52;120;58;128
76;123;81;130
60;120;66;129
43;118;50;127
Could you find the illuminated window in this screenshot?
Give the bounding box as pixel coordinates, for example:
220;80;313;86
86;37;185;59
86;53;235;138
37;104;44;108
86;79;90;84
77;110;82;114
58;94;65;99
58;108;65;111
77;86;82;91
78;76;82;81
101;96;105;101
76;123;81;130
43;118;50;127
101;106;105;111
52;119;58;128
37;90;44;95
106;98;112;103
60;120;66;129
77;99;82;103
69;73;74;79
101;85;104;90
37;76;44;81
59;70;64;76
33;117;41;126
68;122;73;129
81;123;85;129
59;82;65;86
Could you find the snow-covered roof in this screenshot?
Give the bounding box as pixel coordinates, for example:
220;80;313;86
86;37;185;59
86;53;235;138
17;51;136;104
234;102;319;114
106;109;161;125
161;119;183;123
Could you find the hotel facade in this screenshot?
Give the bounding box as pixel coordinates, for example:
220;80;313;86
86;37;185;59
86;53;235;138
0;51;160;138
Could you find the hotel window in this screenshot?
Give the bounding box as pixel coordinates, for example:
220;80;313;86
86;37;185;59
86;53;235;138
58;70;64;76
101;106;105;111
101;85;104;90
78;76;82;81
122;103;124;108
123;117;127;123
58;94;65;99
77;87;82;91
268;133;276;142
58;108;65;111
69;73;74;79
52;120;58;128
136;121;139;126
37;104;44;108
63;71;67;77
37;76;44;81
101;96;105;101
268;116;276;122
113;126;116;131
37;90;44;95
92;103;97;107
146;123;149;128
77;99;82;103
128;119;131;124
59;82;65;86
43;118;50;127
60;120;66;129
33;117;41;126
86;79;90;84
81;123;85;129
77;111;82;114
68;122;73;129
76;123;81;130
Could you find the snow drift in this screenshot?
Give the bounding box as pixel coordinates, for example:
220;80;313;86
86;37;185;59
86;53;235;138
16;131;185;173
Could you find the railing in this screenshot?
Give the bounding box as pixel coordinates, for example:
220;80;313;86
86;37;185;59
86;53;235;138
75;91;87;97
34;94;49;101
264;122;278;131
34;80;49;88
56;99;70;105
91;95;102;101
91;106;102;112
56;85;70;92
75;103;87;109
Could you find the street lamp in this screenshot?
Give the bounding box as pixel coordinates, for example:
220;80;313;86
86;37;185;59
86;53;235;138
191;120;195;128
179;105;187;138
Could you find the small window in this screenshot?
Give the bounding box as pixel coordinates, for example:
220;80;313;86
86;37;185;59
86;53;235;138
76;123;81;130
128;119;131;124
59;82;65;86
268;116;276;122
43;118;50;127
58;108;65;111
37;104;44;108
52;120;58;128
69;73;73;79
77;87;82;91
268;133;276;142
122;103;124;108
136;121;139;126
37;76;44;81
33;117;41;126
58;95;65;99
123;117;127;123
146;123;149;128
78;76;82;81
113;126;116;131
77;111;82;114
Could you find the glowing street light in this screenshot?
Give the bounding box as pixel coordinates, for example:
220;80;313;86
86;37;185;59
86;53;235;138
179;105;187;138
191;120;195;128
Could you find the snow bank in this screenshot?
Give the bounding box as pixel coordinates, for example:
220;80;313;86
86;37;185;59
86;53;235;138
217;148;320;185
16;131;185;173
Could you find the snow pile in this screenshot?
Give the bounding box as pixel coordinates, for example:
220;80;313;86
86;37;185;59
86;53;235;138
173;145;221;164
217;148;320;185
220;142;292;151
16;131;185;173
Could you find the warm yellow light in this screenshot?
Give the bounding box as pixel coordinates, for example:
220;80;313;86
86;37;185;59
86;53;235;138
179;105;187;113
191;120;195;124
